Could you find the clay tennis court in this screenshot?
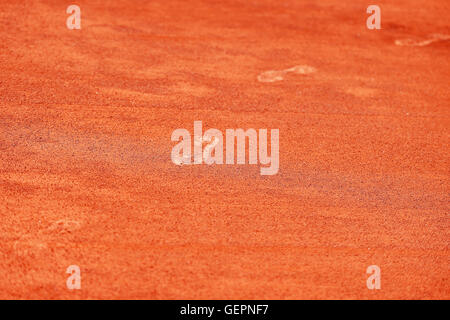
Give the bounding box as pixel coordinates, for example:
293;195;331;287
0;0;448;299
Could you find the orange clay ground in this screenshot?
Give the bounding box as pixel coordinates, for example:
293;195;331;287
0;0;448;299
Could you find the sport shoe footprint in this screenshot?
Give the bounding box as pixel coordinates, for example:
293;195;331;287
13;237;49;257
46;219;81;234
257;65;316;83
395;34;450;47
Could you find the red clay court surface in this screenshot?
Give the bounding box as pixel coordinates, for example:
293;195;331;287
0;0;449;299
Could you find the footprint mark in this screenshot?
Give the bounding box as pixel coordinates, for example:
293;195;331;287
257;65;316;83
46;219;81;234
395;34;450;47
13;236;49;257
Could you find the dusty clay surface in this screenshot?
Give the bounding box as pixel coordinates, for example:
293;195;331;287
0;0;449;299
